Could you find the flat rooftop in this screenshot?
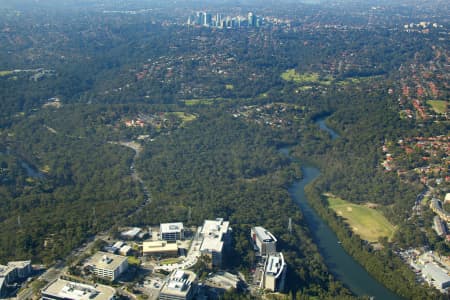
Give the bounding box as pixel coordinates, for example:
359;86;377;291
160;222;184;233
121;227;141;237
42;279;115;300
7;260;31;269
143;241;178;253
160;270;196;297
423;263;450;284
266;252;286;278
88;252;127;271
200;219;230;252
253;226;276;242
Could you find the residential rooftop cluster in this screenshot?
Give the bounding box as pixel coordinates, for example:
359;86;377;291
382;136;449;185
397;44;448;122
231;103;305;129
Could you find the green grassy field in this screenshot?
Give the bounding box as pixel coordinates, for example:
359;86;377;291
182;98;230;106
427;100;448;114
326;194;396;242
0;70;14;77
281;69;320;83
169;112;197;122
159;258;182;265
127;256;141;266
225;84;234;90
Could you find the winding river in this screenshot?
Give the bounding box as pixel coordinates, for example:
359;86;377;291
286;118;401;299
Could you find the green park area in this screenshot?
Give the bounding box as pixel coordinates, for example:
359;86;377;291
427;100;448;114
0;70;14;77
182;98;229;106
127;256;141;266
168;112;197;123
281;69;320;83
159;258;182;265
326;193;396;243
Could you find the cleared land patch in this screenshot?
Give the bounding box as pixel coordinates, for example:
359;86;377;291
182;98;230;106
427;100;448;114
168;112;197;126
281;69;320;83
325;193;396;242
0;70;14;77
159;257;182;265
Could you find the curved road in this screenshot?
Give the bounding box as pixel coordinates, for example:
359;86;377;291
112;141;152;218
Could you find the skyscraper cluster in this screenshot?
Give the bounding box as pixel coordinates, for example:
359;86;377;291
187;11;262;28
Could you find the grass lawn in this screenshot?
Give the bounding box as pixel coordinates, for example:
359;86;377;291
160;258;182;265
427;100;448;114
325;194;396;242
182;98;230;106
169;112;197;122
0;70;13;77
127;256;141;266
225;84;234;90
281;69;320;83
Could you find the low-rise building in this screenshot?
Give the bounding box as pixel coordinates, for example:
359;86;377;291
250;226;277;256
199;218;232;268
206;271;241;290
430;198;450;222
119;245;132;256
121;227;142;240
86;252;128;281
434;216;447;237
262;252;287;292
41;278;116;300
113;241;125;249
422;263;450;291
160;223;184;242
143;241;179;257
159;270;196;300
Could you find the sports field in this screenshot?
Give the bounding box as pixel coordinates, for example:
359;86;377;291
326;194;396;242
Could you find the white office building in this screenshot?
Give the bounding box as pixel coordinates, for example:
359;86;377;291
159;270;196;300
87;252;128;281
199;218;231;268
0;260;32;297
160;222;184;242
262;252;287;292
41;279;116;300
251;226;277;256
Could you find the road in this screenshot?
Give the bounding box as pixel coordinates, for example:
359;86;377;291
111;141;153;218
17;234;108;299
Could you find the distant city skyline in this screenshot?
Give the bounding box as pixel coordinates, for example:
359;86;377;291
187;11;262;28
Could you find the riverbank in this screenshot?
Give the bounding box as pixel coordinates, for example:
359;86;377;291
286;117;436;299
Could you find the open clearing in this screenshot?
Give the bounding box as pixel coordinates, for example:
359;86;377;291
326;194;396;242
0;70;14;77
159;257;182;265
169;112;197;123
427;100;448;114
182;98;230;106
281;69;320;83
